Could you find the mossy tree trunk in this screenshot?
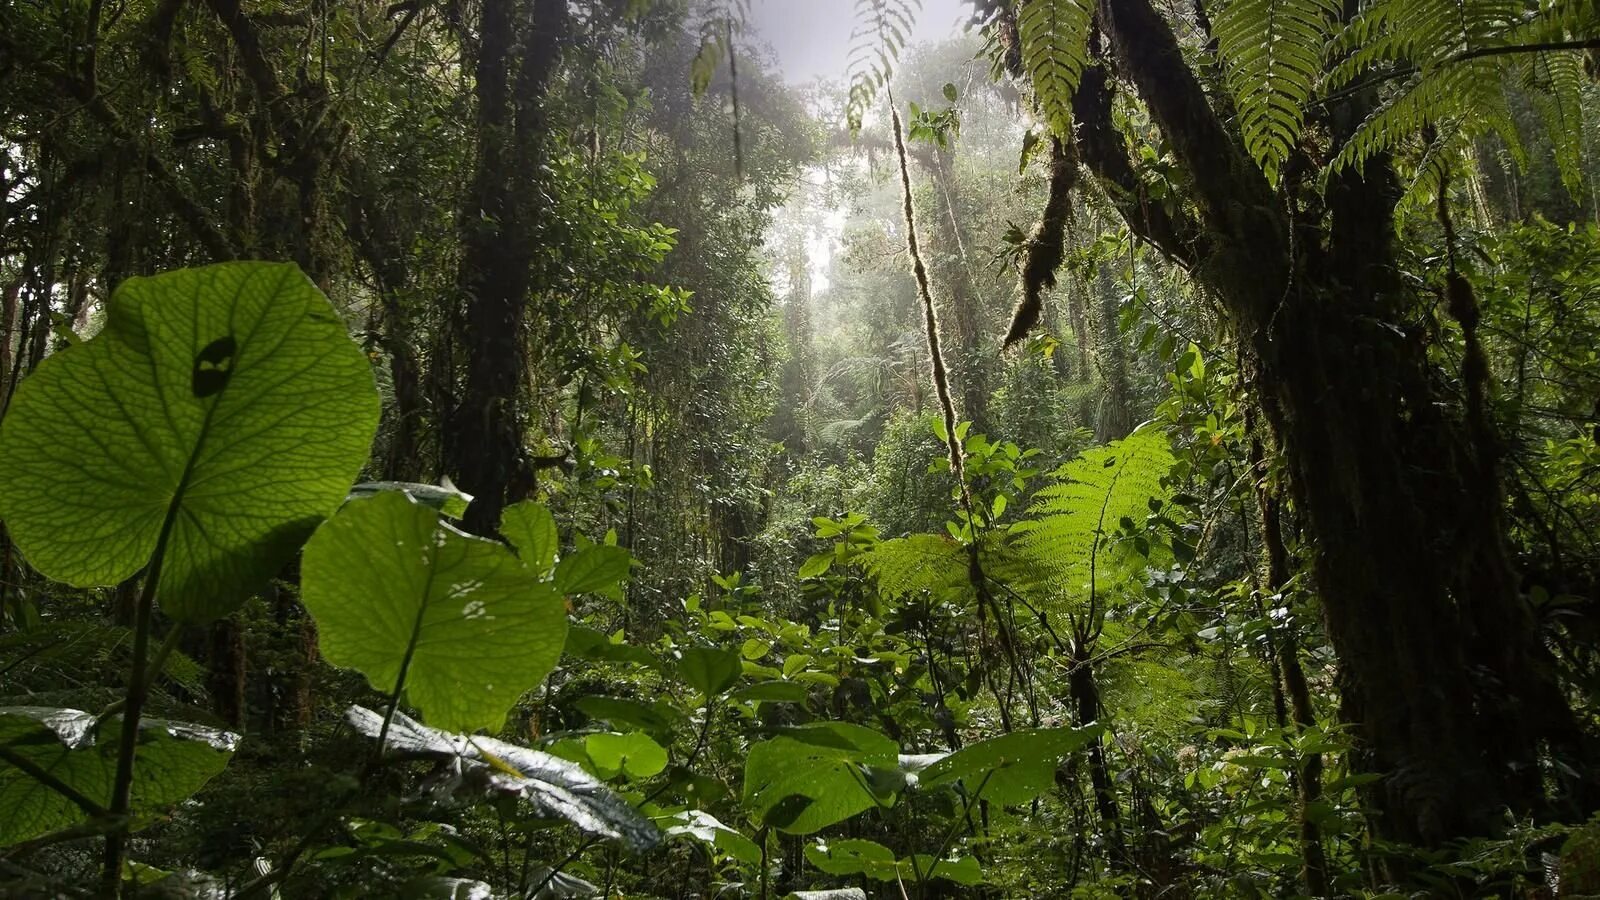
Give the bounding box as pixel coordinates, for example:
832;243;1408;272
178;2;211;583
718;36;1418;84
1075;0;1594;846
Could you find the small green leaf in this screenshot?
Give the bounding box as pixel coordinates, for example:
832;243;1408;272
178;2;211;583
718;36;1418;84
677;647;742;698
659;809;761;864
585;732;668;780
743;723;898;834
806;838;899;878
798;552;834;579
564;626;660;669
572;696;684;741
730;681;810;704
500;501;559;575
919;725;1102;805
0;263;379;622
942;82;959;102
554;544;631;595
910;853;984;885
302;492;567;732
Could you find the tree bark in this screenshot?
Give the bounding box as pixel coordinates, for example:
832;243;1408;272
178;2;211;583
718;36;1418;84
446;0;567;536
1078;0;1594;846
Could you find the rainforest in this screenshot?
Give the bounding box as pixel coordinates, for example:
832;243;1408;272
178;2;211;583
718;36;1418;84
2;0;1600;897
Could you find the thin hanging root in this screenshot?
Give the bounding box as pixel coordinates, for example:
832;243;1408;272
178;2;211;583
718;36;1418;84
888;88;1023;731
1005;136;1077;349
888;88;970;499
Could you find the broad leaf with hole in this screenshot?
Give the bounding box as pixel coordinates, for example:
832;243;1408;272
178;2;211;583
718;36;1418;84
0;262;379;622
0;707;237;847
302;492;566;732
918;725;1102;805
345;706;659;851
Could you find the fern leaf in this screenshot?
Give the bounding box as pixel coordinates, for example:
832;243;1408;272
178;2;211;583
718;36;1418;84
1017;0;1095;138
860;533;970;603
846;0;922;131
1213;0;1341;184
1012;426;1174;602
1526;50;1589;197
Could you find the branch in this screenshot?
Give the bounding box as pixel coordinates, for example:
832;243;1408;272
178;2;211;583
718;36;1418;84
1071;66;1204;269
1094;0;1288;317
33;61;238;261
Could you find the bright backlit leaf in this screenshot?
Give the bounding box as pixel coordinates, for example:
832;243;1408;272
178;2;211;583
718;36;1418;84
302;492;567;732
0;262;378;622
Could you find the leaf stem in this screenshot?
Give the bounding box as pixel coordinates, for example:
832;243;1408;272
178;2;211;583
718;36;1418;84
0;744;108;818
98;562;160;897
95;626;186;721
375;563;437;759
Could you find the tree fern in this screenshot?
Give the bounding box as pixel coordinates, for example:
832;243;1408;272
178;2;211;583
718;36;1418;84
859;532;971;603
1017;0;1095;138
1212;0;1342;185
1324;0;1590;199
1525;48;1588;196
1011;426;1174;603
847;0;922;131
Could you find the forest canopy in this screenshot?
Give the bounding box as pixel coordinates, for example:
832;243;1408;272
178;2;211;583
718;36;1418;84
1;0;1600;897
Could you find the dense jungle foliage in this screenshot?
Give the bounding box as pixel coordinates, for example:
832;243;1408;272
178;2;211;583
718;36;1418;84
2;0;1600;897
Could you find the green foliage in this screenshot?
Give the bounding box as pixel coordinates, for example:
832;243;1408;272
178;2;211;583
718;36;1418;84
301;492;571;733
0;262;378;623
919;725;1104;805
1325;0;1591;199
1213;0;1341;185
1012;425;1176;601
344;706;659;851
1017;0;1095;138
0;707;236;848
742;722;898;833
846;0;920;130
806;838;984;885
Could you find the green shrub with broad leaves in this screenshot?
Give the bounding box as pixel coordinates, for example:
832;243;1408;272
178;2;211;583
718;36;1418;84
0;263;648;893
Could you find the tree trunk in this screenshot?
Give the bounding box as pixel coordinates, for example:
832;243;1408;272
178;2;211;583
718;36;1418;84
1070;648;1127;867
446;0;567;536
1092;263;1131;442
1079;0;1595;846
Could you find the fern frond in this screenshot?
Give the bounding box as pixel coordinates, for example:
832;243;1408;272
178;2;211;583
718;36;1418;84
1321;0;1590;191
1526;49;1589;197
860;533;969;603
1017;0;1094;138
1012;426;1174;601
846;0;922;131
1328;57;1507;177
1213;0;1341;184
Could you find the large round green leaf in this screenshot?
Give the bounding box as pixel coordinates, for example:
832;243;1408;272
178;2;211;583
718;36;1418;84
302;492;568;732
0;262;379;622
0;707;237;847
